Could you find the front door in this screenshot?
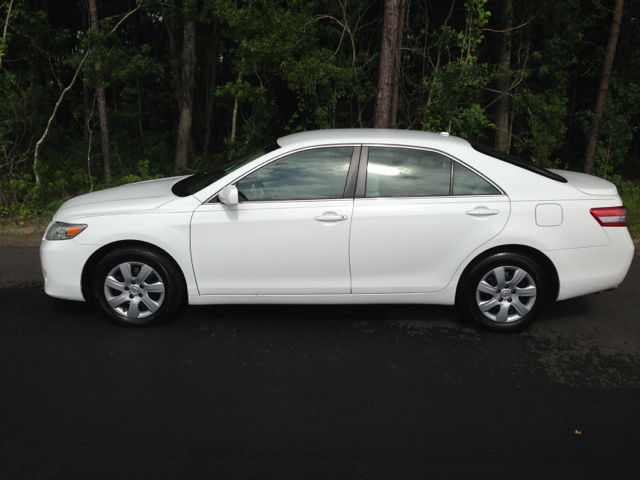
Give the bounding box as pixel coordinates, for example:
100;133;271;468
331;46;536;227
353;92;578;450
191;147;357;295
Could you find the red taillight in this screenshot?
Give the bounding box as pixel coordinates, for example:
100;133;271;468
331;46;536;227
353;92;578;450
590;206;628;227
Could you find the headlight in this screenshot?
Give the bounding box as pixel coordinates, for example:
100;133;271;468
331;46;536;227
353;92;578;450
45;222;88;240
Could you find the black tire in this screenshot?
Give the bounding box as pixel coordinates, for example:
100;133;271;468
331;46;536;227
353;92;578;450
92;247;186;327
457;252;549;332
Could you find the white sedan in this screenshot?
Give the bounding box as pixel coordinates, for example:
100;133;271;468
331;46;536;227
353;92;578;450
40;129;635;332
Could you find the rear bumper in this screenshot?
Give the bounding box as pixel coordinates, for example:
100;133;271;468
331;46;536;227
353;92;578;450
548;227;635;301
40;238;101;301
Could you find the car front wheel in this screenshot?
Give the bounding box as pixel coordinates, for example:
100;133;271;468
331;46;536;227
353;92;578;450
93;247;185;327
458;252;549;332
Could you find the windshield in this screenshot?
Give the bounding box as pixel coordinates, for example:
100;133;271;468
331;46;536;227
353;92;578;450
172;143;281;197
470;143;567;183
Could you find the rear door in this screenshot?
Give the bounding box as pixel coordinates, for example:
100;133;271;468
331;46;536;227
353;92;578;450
349;146;510;294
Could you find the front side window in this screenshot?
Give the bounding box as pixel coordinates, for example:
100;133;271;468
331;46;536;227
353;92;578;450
365;147;451;198
236;147;353;201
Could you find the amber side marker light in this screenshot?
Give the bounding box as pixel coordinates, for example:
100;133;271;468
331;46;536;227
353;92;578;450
66;226;85;237
590;206;628;227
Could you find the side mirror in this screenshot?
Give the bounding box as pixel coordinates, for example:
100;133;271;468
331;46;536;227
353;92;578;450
218;185;239;206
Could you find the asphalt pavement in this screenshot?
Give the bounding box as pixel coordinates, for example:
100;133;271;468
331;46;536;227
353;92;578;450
1;246;639;479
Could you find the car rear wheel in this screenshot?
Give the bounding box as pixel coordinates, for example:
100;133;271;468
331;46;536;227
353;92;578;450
93;247;185;327
458;252;549;332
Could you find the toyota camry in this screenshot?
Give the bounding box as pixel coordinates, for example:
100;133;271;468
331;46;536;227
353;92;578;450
40;129;635;332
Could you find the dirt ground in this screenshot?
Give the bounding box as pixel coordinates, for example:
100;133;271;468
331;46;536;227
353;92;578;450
0;233;45;246
0;219;49;247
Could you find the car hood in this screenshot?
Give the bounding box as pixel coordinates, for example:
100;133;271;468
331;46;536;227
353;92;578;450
549;169;619;196
54;176;188;219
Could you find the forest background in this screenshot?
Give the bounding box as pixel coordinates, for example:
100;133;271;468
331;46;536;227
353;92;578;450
1;0;640;239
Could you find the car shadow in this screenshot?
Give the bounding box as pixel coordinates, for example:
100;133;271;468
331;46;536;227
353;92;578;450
538;296;592;323
46;292;593;334
187;302;467;330
52;297;98;316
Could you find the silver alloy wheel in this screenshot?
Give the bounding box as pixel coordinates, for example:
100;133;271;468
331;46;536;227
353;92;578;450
475;265;537;323
103;261;166;319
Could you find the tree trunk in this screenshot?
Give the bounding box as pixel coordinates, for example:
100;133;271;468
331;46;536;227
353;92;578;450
1;1;16;203
390;0;406;127
82;0;90;143
89;0;111;188
0;0;15;70
136;78;146;152
0;176;11;213
562;72;579;161
374;0;402;129
83;83;91;142
230;69;243;145
583;0;624;174
174;0;197;174
203;19;220;164
164;3;181;98
34;51;90;183
494;0;513;152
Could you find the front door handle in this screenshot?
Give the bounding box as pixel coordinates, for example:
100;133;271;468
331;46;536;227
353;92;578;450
466;207;500;217
314;212;348;222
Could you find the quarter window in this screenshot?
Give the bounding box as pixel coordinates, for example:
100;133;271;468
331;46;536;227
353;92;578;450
452;162;500;195
236;147;353;201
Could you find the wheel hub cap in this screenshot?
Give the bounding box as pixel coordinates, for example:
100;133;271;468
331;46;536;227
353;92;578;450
103;262;166;320
475;265;537;323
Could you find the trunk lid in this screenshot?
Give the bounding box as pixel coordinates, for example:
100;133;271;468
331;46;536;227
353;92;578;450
550;170;620;196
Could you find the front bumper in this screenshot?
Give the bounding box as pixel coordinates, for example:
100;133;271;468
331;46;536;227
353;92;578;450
40;238;102;301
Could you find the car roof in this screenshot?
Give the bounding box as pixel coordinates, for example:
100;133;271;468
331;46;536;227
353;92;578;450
277;128;471;149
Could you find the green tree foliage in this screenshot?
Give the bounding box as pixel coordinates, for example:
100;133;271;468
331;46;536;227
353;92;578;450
1;0;640;220
213;0;376;146
582;75;640;178
402;0;494;137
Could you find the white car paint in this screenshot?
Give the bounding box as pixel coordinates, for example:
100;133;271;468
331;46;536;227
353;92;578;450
191;199;354;295
40;129;635;325
349;195;511;293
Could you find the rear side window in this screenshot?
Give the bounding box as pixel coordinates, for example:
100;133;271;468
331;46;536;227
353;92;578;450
366;148;451;197
364;147;500;198
471;143;567;183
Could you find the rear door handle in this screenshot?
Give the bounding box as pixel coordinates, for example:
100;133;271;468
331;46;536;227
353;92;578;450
315;212;348;222
466;207;499;217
